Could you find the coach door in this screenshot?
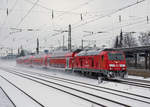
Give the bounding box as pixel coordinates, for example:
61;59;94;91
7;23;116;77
44;56;48;66
101;55;104;68
66;58;70;68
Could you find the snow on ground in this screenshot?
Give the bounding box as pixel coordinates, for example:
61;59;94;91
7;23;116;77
0;69;93;107
15;66;150;97
0;59;150;107
12;68;150;106
0;60;102;107
0;88;14;107
0;75;42;107
14;64;150;97
128;75;150;81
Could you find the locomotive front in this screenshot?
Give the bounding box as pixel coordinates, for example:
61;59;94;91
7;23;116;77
106;51;127;79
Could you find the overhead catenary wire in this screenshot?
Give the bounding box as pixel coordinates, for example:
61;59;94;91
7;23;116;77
0;0;40;44
20;0;96;44
21;2;149;49
99;16;149;32
17;0;137;39
8;0;18;15
77;16;150;38
20;6;150;50
88;18;149;36
1;0;149;50
54;0;95;19
22;0;96;37
49;0;146;38
16;0;39;27
0;0;18;27
72;0;146;29
0;0;18;41
24;0;95;19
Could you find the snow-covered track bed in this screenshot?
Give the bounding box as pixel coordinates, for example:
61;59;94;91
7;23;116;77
1;67;150;107
0;67;130;107
116;79;150;89
8;67;150;103
9;67;150;104
0;87;16;107
0;75;44;107
124;78;150;84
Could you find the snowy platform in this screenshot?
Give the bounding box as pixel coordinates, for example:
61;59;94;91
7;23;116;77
0;87;15;107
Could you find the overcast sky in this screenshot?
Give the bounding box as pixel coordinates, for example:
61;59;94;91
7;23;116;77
0;0;150;53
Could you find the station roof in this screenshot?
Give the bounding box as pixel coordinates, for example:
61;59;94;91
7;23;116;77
110;46;150;53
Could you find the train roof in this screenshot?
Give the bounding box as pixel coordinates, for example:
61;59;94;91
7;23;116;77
50;49;82;57
17;55;33;59
33;53;49;58
76;49;103;56
76;48;122;56
50;51;70;57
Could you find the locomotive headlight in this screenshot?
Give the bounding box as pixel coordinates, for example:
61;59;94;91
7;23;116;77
120;64;125;67
109;64;115;67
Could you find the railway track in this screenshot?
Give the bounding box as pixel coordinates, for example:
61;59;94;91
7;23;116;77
0;75;45;107
7;67;150;98
17;65;150;89
0;87;16;107
1;67;150;106
116;79;150;89
0;67;131;107
10;67;150;102
124;78;150;83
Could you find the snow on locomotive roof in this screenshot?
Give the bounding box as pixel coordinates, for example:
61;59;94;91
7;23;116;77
76;49;103;56
76;48;120;56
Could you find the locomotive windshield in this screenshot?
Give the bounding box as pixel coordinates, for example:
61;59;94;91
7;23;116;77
108;53;124;60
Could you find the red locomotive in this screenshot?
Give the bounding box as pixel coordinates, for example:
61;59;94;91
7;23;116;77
16;48;127;79
73;49;127;78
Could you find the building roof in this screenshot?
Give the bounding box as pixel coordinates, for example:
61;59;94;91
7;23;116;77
111;46;150;53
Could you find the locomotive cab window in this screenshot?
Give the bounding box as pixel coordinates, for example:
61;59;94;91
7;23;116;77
108;53;124;60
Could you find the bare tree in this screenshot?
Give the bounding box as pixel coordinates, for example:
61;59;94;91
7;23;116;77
113;32;138;48
138;31;150;46
114;36;119;48
122;33;138;48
